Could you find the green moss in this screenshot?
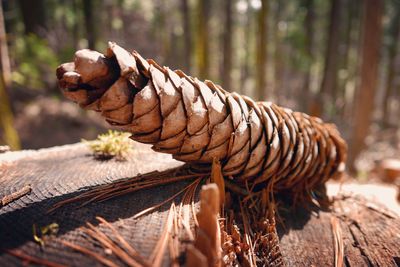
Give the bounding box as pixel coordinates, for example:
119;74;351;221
83;130;133;160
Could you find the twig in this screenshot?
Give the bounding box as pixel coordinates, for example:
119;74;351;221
1;185;31;207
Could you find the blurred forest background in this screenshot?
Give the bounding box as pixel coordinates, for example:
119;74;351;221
0;0;399;176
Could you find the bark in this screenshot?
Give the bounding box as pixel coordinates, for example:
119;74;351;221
82;0;97;50
196;0;210;79
317;0;342;117
256;0;268;101
221;0;233;91
57;42;347;196
17;0;46;36
349;0;383;172
180;0;191;73
382;5;400;126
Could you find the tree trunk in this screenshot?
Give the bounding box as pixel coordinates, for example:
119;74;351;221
0;2;20;150
17;0;46;36
336;0;354;120
349;0;383;172
82;0;97;50
340;0;362;128
71;0;80;50
301;0;315;113
256;0;268;101
180;0;191;73
155;0;172;66
221;0;233;91
317;0;342;118
240;0;253;96
382;5;400;127
0;3;11;87
196;0;210;79
1;143;399;266
273;2;284;103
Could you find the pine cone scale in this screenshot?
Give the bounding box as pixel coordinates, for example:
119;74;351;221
56;42;347;195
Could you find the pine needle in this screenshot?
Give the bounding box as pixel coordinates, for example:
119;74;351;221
95;217;149;266
149;203;176;267
133;178;201;219
60;239;119;267
5;249;67;267
48;166;204;213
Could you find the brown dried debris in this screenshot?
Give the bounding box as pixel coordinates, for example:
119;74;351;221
189;183;222;267
331;216;344;267
57;42;347;197
1;184;31;207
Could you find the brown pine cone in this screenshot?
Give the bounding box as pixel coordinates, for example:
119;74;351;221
56;42;347;192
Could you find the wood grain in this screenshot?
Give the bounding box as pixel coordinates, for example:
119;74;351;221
0;143;399;266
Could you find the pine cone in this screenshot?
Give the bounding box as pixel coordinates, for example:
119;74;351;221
56;42;347;192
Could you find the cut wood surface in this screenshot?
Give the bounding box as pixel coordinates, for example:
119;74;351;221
0;143;399;266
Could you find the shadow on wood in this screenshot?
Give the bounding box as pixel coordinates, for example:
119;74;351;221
0;143;399;266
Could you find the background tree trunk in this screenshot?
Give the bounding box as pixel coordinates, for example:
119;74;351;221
82;0;97;50
240;0;253;96
301;0;315;113
256;0;268;100
221;0;233;91
180;0;191;73
0;2;20;150
318;0;342;118
382;5;400;127
273;1;284;104
18;0;46;36
196;0;210;79
349;0;383;172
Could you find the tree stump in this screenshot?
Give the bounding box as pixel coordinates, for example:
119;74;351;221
0;143;399;266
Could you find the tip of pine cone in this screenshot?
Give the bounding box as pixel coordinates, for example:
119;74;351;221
56;62;75;80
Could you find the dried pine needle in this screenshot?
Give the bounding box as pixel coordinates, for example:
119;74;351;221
83;130;133;160
133;178;201;219
48;166;204;213
5;249;67;267
211;158;225;207
60;239;119;267
149;203;176;267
